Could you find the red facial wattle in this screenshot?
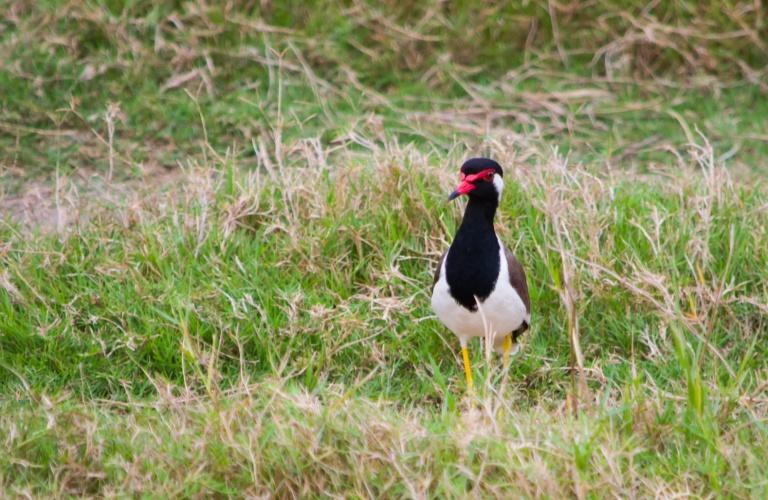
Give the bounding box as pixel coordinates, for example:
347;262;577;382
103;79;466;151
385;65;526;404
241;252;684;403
448;168;495;201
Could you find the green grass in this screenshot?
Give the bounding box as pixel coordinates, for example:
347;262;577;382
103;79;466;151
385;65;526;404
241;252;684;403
2;1;768;497
2;0;767;192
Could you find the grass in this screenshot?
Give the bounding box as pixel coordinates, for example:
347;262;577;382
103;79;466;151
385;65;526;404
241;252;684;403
2;0;768;497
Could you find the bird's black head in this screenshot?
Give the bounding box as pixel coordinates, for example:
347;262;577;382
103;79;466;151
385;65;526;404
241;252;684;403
448;158;504;202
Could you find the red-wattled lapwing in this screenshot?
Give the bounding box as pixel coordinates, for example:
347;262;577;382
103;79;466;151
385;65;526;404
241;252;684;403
431;158;530;390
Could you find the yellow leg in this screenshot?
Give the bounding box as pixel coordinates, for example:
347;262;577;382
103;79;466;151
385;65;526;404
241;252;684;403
502;335;513;368
461;345;474;390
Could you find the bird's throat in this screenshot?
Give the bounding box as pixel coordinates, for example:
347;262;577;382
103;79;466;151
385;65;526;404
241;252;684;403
459;197;497;229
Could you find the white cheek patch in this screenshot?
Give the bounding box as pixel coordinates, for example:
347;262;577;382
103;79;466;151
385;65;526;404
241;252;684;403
493;174;504;197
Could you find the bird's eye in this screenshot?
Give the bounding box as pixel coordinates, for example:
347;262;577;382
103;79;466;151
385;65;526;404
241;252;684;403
484;171;494;180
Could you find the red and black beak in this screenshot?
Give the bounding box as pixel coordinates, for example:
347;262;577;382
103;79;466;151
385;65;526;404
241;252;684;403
448;168;495;201
448;176;476;200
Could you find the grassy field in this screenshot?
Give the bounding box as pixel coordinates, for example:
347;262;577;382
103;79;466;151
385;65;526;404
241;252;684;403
2;1;768;496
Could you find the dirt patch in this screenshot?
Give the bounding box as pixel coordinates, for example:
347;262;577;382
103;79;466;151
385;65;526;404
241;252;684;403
1;164;184;233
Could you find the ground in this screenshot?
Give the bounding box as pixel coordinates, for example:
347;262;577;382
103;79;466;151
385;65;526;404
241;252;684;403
1;1;768;497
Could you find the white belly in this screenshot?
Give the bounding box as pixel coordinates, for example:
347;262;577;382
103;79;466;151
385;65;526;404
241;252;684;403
431;238;529;349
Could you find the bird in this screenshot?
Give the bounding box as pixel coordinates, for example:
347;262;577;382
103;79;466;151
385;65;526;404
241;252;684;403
431;158;530;390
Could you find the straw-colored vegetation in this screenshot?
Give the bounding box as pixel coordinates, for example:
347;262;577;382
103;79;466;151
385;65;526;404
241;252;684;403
1;1;767;496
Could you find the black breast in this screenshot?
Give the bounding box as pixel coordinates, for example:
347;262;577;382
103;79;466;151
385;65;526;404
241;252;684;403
445;223;500;311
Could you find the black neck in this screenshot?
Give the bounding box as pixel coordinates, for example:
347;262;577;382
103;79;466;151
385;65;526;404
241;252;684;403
458;197;497;232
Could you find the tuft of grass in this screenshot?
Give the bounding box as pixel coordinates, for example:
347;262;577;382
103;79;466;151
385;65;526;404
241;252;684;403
3;379;767;497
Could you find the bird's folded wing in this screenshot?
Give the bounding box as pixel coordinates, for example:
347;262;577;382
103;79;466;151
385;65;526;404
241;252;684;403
504;246;530;314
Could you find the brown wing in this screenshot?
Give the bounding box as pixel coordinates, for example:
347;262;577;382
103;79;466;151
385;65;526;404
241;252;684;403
432;252;446;291
504;246;530;313
504;246;530;339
